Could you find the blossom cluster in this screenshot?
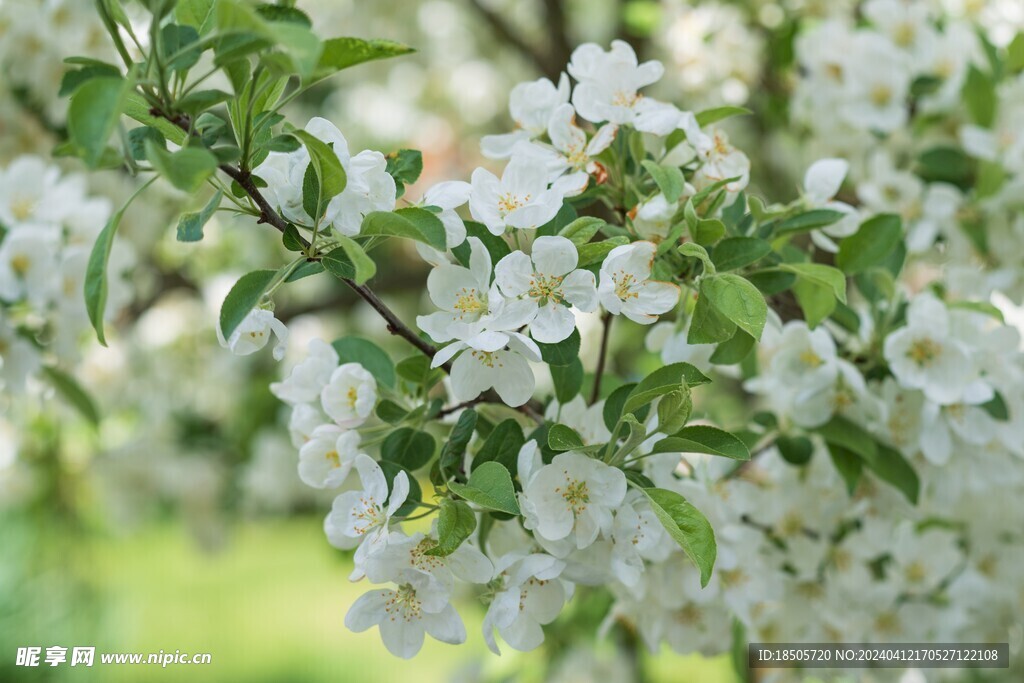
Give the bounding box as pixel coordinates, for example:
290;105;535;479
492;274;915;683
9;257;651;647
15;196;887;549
0;155;132;396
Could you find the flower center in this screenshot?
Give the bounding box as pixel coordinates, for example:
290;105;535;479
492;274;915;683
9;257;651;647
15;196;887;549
870;84;893;106
469;349;503;369
351;496;385;535
385;585;423;622
893;22;915;47
527;273;564;304
346;386;359;408
557;477;590;515
613;271;639;300
10;254;30;276
410;538;445;572
799;350;822;368
10;197;34;222
325;450;341;468
453;287;486;318
904;561;927;584
565;144;588;170
497;192;529;217
907;338;941;367
611;91;641;108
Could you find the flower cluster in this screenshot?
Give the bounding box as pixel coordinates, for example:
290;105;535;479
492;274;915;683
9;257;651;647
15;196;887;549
0;155;131;396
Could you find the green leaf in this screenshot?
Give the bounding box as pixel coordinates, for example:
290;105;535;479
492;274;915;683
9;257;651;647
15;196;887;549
550;357;583;403
424;498;477;557
792;277;835;328
396;355;444;389
361;208;446;251
577;236;629;267
709;328;755;365
439;409;477;479
218;269;277;338
449;462;520;515
84;182;150;345
916;147;973;187
452;222;511;267
127;126;164;161
385;149;422;198
42;366;100;425
700;274;767;340
376;400;408;424
695;106;751;127
161;23;202;72
176;190;222;242
59;63;122;97
535;328;580;366
472;419;525;473
558;216;605;246
962;64;996;127
176;88;232;115
623;362;711;415
331;336;395;387
652;426;750;460
678;242;716;275
145;141;218;193
692;218;726;246
688;287;736;344
816;415;877;461
548;424;585;452
381;428;436;471
828;445;863;495
775;209;846;235
641;160;685;203
176;0;217;34
68;76;129;167
604;383;637;431
123;91;188;145
980;391;1009;421
641;488;717;587
780;263;847;303
711;237;771;271
776;435;813;466
836;214;902;274
334;236;376;285
291;129;347;219
657;385;692;434
314;37;415;79
863;443;919;505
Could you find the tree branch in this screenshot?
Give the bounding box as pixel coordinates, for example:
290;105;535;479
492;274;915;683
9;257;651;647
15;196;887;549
591;310;613;403
465;0;560;80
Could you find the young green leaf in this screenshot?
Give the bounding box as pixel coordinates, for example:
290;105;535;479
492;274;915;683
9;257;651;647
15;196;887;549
623;363;711;415
218;269;277;338
641;160;685;203
836;214;902;274
361;208;447;251
548;424;585;452
448;462;520;515
42;366;100;425
700;274;767;340
68;76;129;167
176;190;222;242
145;141;218;193
642;488;717;587
424;498;477;557
651;426;750;460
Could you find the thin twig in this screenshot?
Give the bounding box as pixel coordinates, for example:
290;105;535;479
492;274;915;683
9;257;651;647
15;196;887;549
591;310;613;404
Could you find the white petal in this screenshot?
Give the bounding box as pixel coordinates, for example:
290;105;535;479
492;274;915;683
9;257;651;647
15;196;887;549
530;303;576;344
804;158;849;204
531;236;578;276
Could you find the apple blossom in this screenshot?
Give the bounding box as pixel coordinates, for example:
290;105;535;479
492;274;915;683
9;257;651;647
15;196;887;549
597;241;680;324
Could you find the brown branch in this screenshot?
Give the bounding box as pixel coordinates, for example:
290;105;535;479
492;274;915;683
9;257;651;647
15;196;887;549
466;0;560;80
591;310;613;403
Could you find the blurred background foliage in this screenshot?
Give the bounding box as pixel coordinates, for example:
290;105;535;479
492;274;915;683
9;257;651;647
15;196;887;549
1;0;1022;681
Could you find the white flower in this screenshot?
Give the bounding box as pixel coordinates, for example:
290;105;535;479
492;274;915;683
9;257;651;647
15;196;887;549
494;236;598;343
802;158;861;252
522;451;627;548
297;425;365;489
287;403;325;448
363;529;493;594
345;580;466;659
482;553;567;654
416;237;535;345
271;338;339;405
217;308;288;360
481;73;571;159
568;40;676;132
691;128;750;195
0;225;61;306
324;454;409;565
632;193;688;242
529;103;616;183
320;362;377;428
883;295;981;406
598;241;680;324
436;333;542;407
469;148;573;235
255;117;396;236
840;33;912;133
609;492;670;590
417;181;471;262
0;156;68;227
